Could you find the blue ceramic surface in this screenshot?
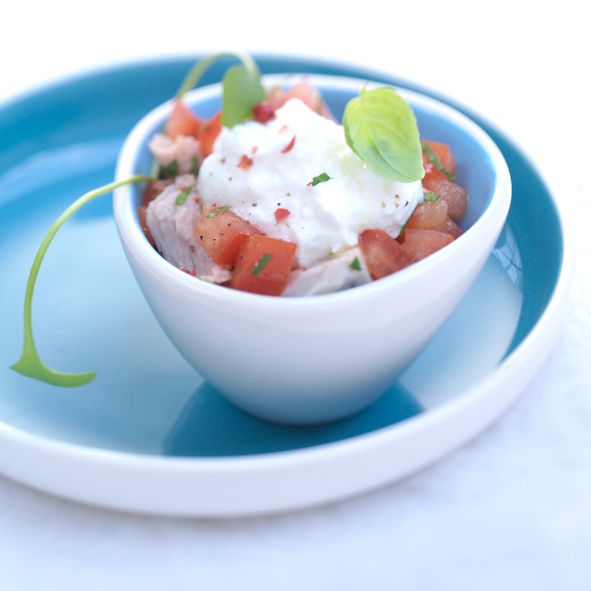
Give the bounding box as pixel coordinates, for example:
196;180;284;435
0;57;561;456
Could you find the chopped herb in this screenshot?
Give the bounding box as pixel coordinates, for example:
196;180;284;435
207;212;217;218
217;205;231;213
421;142;455;181
190;156;200;176
175;188;193;205
350;257;362;271
424;191;440;202
164;160;179;178
310;172;331;187
251;254;272;275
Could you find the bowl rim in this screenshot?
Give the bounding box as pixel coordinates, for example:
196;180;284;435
0;56;573;517
114;73;511;308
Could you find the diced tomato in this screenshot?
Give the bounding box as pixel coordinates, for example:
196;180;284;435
142;179;173;207
267;82;332;118
274;208;290;222
443;218;462;238
401;229;454;261
231;235;297;296
166;101;222;158
252;102;276;123
194;205;262;267
166;100;201;139
422;140;456;182
137;206;157;248
422;179;468;221
407;199;449;232
281;135;296;153
359;229;414;280
198;113;222;157
238;155;253;170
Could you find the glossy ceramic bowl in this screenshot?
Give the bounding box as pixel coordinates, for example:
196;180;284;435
114;74;511;425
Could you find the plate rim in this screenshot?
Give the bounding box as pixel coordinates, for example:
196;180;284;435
0;55;574;515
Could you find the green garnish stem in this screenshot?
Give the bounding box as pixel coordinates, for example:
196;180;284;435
10;175;152;387
176;51;260;100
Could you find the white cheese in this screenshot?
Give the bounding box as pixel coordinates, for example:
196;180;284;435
197;99;423;268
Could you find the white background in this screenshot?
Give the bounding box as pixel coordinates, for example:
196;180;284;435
1;1;590;589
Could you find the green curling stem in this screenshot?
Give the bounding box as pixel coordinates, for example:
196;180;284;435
175;51;260;100
10;175;153;387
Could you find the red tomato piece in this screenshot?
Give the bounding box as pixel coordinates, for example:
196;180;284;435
238;155;253;169
423;179;468;221
166;100;201;139
198;113;222;157
231;235;297;296
252;102;276;123
194;206;262;267
401;229;454;261
443;218;462;238
359;229;414;280
407;199;449;232
274;208;291;222
281;135;296;153
267;82;331;118
422;140;456;182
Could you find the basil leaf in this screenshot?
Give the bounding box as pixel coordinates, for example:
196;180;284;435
424;191;440;202
343;87;424;183
221;64;265;128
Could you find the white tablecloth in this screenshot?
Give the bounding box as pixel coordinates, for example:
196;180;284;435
1;1;589;589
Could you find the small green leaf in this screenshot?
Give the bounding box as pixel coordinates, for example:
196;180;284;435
343;86;424;183
207;212;217;218
190;156;200;176
221;64;265;128
421;141;455;181
251;254;272;275
176;189;191;206
217;205;231;213
310;172;331;187
10;175;153;387
350;256;362;271
424;191;440;202
163;160;178;178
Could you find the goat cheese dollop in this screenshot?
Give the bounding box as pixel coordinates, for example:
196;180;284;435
197;98;423;268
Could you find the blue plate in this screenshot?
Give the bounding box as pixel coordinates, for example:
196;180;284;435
0;57;563;460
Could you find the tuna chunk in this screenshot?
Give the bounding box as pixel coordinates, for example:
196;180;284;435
148;133;201;174
146;175;230;283
283;247;370;297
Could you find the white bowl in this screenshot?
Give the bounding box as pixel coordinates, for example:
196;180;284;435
114;74;511;425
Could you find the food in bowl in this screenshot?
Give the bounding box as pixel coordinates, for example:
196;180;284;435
141;70;468;297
